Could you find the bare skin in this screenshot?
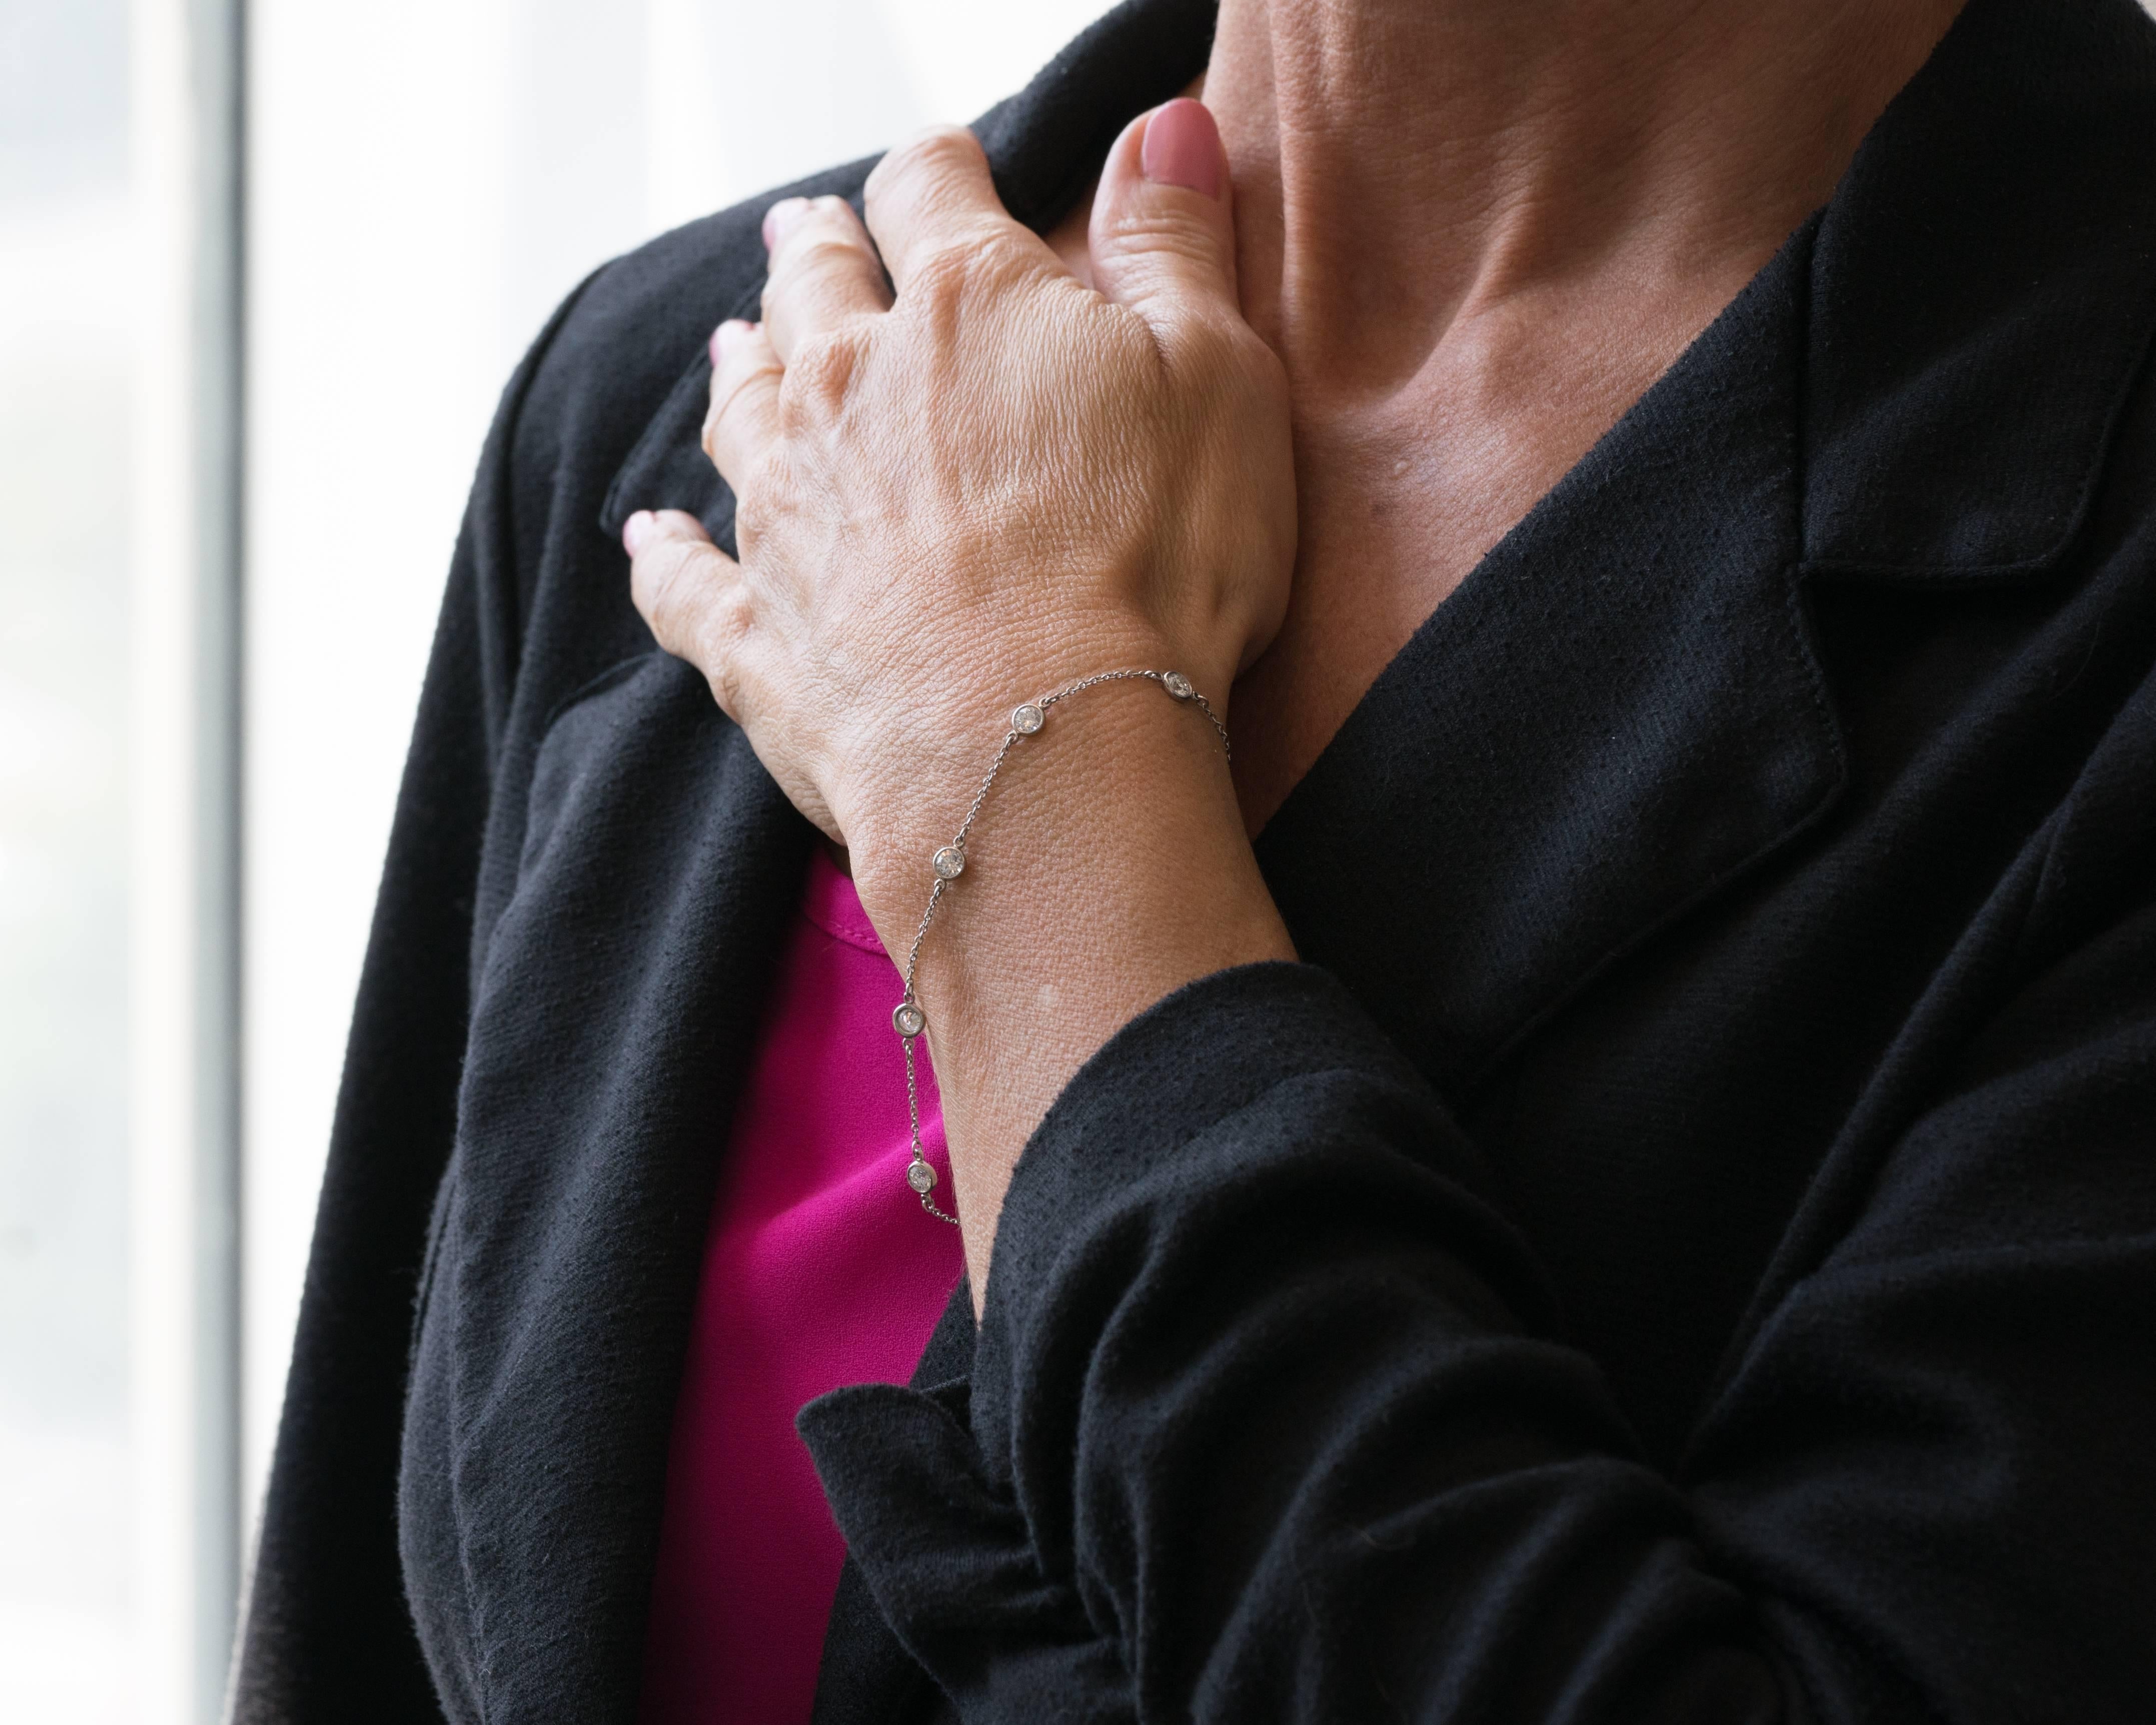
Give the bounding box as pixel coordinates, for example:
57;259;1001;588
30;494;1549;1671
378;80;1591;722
627;0;1965;1306
1051;0;1963;826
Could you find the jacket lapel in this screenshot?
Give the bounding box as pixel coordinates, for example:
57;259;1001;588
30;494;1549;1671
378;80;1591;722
408;653;815;1725
1257;224;1834;1097
1259;0;2156;1098
1800;0;2156;576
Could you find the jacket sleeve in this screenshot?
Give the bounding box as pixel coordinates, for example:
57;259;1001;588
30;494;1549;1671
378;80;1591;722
229;273;595;1725
797;709;2156;1724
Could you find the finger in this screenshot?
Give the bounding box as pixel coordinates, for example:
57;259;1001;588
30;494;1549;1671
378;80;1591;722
862;124;1045;294
760;194;892;364
701;318;782;493
624;508;746;707
1087;99;1240;332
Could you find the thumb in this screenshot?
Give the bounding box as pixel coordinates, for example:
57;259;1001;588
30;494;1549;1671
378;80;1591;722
1087;98;1239;331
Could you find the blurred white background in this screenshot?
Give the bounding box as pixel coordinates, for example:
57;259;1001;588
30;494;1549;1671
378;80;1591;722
0;3;1113;1721
0;6;134;1720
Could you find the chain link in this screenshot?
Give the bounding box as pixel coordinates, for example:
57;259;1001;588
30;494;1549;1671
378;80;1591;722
893;668;1230;1225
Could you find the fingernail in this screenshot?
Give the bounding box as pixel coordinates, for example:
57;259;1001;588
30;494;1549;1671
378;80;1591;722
762;197;810;251
1141;99;1222;199
708;319;750;365
623;510;654;554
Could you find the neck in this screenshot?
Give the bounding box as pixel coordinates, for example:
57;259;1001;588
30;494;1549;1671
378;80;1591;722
1044;0;1972;831
1205;0;1964;397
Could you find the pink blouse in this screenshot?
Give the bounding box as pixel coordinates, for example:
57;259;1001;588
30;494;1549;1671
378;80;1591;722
637;848;965;1724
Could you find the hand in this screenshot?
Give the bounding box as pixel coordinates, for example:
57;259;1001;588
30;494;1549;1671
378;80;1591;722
625;101;1300;1287
625;100;1295;914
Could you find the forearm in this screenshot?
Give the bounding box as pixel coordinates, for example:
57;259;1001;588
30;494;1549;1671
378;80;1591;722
804;917;2156;1722
852;678;1295;1299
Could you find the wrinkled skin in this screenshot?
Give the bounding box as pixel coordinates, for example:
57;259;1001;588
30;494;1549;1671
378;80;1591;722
630;108;1294;878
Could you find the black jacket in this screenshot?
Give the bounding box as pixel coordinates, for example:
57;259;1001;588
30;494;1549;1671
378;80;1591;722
232;0;2156;1719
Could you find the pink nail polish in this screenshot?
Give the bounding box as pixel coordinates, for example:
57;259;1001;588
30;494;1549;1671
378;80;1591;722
1141;99;1223;199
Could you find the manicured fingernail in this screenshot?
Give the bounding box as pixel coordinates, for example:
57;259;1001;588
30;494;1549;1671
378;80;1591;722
709;319;751;365
1141;99;1222;199
762;197;810;251
623;510;654;554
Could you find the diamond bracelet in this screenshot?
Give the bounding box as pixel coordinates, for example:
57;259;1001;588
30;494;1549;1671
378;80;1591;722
889;668;1232;1225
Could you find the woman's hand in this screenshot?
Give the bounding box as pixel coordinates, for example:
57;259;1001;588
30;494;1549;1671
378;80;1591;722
625;100;1293;896
625;101;1300;1288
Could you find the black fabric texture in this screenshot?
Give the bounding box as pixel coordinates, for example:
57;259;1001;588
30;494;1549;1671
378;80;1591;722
233;0;2156;1721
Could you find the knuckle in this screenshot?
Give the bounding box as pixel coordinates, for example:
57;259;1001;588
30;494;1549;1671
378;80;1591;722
730;452;788;541
773;232;847;282
769;209;868;275
781;329;860;405
701;366;777;461
807;194;865;240
716;584;755;652
705;655;742;721
700;593;761;722
867;124;976;200
700;584;753;665
1160;303;1267;381
638;544;703;649
710;668;745;724
1169;306;1241;361
761;236;874;322
731;484;765;547
908;222;1021;303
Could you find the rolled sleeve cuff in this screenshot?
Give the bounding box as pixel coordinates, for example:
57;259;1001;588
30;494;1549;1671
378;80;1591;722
798;962;1440;1707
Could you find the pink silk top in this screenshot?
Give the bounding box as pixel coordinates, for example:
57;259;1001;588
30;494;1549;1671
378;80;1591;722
637;848;965;1724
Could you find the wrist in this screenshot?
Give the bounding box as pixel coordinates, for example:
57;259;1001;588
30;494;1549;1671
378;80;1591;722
851;668;1292;1291
838;621;1238;940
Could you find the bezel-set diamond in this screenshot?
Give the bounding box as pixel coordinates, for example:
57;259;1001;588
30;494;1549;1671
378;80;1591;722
895;670;1226;1226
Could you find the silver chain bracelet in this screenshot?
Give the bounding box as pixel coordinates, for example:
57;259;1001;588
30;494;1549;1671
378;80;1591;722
890;668;1232;1225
